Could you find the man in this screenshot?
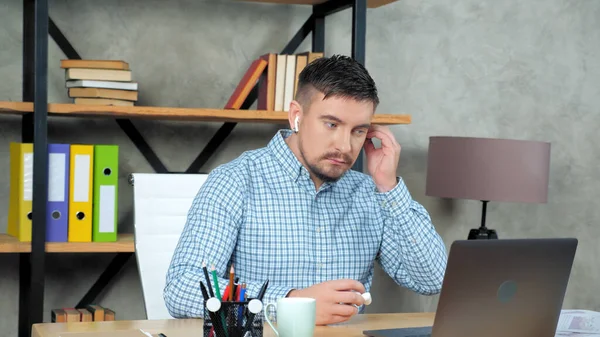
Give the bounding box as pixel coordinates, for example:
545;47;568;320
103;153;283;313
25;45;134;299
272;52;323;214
163;55;447;325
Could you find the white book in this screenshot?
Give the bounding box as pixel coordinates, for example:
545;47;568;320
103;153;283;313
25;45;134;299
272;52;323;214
283;55;296;112
274;54;287;111
65;80;138;91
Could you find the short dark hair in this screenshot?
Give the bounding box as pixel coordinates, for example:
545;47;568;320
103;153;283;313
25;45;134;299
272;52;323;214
295;54;379;110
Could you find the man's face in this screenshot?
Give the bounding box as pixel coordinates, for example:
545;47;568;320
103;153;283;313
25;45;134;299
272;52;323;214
296;92;374;183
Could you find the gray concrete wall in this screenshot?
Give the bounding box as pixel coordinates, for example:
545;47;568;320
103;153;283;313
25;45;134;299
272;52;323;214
0;0;598;335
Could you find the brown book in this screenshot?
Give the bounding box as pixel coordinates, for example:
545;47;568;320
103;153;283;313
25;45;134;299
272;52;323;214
63;308;81;322
74;98;134;106
298;51;324;64
86;305;105;321
225;58;268;109
77;308;93;322
51;309;66;323
294;54;308;97
61;59;129;70
65;68;132;82
258;53;277;111
68;87;138;101
104;308;115;321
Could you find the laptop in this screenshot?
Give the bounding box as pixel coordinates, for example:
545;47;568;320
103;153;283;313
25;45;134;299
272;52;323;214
363;238;578;337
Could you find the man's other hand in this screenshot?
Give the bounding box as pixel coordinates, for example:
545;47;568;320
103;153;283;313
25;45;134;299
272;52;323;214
287;279;366;325
364;124;401;193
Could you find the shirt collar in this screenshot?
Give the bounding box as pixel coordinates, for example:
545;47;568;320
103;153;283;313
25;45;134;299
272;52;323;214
268;129;305;182
268;129;340;190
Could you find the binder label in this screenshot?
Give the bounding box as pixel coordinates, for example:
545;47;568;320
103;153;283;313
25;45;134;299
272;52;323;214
99;185;115;233
73;154;91;202
48;153;66;202
24;152;33;201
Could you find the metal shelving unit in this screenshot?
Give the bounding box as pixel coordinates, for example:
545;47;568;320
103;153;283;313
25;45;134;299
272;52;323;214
13;1;399;336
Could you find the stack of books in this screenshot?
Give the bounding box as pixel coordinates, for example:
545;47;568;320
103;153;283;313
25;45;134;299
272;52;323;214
257;51;323;112
51;305;115;323
61;59;139;106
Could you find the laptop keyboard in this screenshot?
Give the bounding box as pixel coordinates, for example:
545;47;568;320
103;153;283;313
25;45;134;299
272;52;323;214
363;326;433;337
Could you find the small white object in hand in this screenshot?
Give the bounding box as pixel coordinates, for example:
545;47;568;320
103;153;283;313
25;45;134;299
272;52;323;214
362;292;372;305
139;329;153;337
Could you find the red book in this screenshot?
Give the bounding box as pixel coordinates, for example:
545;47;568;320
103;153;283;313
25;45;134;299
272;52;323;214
225;58;268;109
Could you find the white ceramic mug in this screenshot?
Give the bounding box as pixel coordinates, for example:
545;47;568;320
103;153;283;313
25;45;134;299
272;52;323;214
265;297;316;337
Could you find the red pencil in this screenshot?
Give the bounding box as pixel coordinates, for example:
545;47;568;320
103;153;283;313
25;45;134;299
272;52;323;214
222;285;230;301
229;265;235;301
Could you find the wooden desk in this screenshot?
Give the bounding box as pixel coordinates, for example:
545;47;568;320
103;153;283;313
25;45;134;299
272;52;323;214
33;313;435;337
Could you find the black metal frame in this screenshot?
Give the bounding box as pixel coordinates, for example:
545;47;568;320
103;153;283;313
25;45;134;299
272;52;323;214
351;0;367;172
17;1;368;336
20;1;48;337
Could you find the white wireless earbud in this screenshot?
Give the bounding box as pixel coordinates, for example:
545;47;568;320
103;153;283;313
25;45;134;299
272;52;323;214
362;292;372;305
294;116;299;133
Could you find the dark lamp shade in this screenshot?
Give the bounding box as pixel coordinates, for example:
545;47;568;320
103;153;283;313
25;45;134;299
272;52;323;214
426;136;551;204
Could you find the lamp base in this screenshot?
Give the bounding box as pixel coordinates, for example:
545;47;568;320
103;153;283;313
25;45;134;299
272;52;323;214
468;227;499;240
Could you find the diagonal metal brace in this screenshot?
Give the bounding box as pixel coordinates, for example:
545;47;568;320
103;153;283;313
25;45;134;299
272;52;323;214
75;253;134;309
47;16;155;309
185;15;316;173
48;17;169;173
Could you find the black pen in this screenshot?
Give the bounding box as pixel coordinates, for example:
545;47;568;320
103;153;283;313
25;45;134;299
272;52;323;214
200;281;223;337
203;262;215;298
242;280;269;335
257;280;269;301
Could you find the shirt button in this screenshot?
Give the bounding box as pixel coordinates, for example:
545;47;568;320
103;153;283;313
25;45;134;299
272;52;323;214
316;227;321;233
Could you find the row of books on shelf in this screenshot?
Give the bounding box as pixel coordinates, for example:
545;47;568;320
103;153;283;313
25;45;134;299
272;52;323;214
7;143;119;243
224;51;323;112
61;59;138;107
52;305;115;323
257;51;323;112
58;50;322;111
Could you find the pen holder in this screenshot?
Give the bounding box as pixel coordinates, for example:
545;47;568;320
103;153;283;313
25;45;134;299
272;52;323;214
203;299;264;337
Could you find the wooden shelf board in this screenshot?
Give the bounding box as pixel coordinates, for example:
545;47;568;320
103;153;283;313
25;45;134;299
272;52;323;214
0;101;412;125
234;0;397;8
0;233;135;253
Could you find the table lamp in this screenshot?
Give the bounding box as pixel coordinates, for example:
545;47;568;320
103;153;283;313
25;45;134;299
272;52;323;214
425;136;551;240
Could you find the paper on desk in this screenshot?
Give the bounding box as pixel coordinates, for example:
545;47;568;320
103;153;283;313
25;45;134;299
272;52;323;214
59;330;150;337
555;310;600;336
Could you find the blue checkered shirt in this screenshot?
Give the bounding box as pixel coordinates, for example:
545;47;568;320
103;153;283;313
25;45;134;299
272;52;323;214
164;129;447;319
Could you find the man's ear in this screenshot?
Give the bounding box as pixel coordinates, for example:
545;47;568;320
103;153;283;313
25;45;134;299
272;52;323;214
288;100;302;132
